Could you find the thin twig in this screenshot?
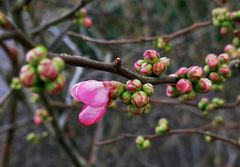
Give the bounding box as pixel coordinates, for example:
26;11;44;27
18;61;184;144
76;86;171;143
95;128;240;149
30;0;93;36
67;21;211;45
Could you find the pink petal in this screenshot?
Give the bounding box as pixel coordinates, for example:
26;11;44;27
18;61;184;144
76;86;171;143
79;104;108;126
70;80;110;107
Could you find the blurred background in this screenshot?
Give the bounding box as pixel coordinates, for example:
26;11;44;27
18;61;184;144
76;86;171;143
0;0;240;166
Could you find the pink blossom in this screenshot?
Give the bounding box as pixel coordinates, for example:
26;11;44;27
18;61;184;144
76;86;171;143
175;67;188;78
70;80;111;126
187;66;204;82
143;50;160;63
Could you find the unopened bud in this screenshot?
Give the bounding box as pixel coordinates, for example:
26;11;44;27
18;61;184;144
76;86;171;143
187;66;204;82
126;79;142;92
26;45;47;66
131;91;149;108
176;79;192;94
142;83;154;96
140;63;152;76
143;49;160;64
19;65;38;87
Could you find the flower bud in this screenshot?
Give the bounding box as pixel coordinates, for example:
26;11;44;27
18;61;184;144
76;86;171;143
187;66;204;82
79;8;88;17
120;91;132;104
178;90;196;101
131;91;149;108
143;49;160;64
212;97;225;107
224;44;235;54
26;133;40;143
218;65;231;78
142;83;154;96
220;26;229;35
160;57;170;67
103;81;125;99
126;79;142;92
11;78;22;90
37;58;59;81
212;84;224;91
140;63;152;76
195;78;212;93
129;104;147;115
45;74;66;94
205;54;220;69
142;139;151;149
198;97;209;110
176;79;192;94
83;17;92;28
34;115;43;126
152;61;165;76
52;57;65;71
203;65;210;75
218;53;230;64
26;45;47;66
176;67;188;78
136;136;144;145
166;84;179;97
209;72;222;83
19;65;38;87
134;60;145;72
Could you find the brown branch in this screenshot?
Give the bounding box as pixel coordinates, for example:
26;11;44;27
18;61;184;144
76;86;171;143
0;89;13;107
67;21;211;45
95;128;240;149
53;53;177;84
0;31;17;41
30;0;93;36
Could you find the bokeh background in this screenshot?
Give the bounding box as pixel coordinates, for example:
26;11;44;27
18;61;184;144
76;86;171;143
1;0;240;166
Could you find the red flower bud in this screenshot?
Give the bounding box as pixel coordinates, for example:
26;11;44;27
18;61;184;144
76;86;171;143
140;63;152;76
134;60;145;72
143;50;160;64
176;79;192;94
175;67;188;78
19;65;38;87
152;61;165;76
205;54;220;69
45;74;66;94
218;65;231;78
131;91;149;108
220;26;229;35
209;72;222;83
187;66;204;82
126;79;142;92
196;78;212;93
218;53;230;64
83;17;92;28
166;84;179;97
26;45;47;66
38;58;59;81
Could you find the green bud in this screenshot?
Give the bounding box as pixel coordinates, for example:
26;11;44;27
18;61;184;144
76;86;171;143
52;57;65;71
142;83;154;96
26;133;40;143
11;78;22;91
120;91;132;104
142;139;151;149
136;136;144;145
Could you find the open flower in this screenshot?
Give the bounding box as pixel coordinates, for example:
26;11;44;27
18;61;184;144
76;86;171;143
70;80;123;126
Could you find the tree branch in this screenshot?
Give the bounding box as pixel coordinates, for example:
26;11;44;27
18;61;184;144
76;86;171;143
30;0;93;36
67;21;211;45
